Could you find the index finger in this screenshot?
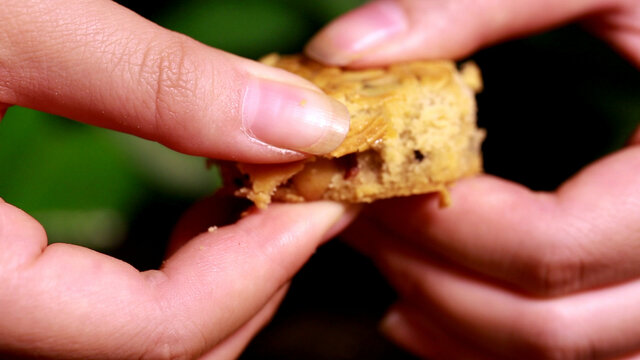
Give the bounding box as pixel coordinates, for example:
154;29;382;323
364;145;640;296
1;0;349;161
306;0;637;67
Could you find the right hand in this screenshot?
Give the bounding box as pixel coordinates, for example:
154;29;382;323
308;0;640;358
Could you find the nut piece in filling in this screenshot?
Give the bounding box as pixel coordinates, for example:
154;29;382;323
221;54;485;208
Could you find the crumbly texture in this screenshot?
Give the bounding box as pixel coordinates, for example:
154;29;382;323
222;54;485;208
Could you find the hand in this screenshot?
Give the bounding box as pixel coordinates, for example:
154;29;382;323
1;0;350;161
306;0;640;68
309;0;640;358
0;195;356;359
0;0;355;358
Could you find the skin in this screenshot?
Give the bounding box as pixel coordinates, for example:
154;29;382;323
0;0;355;359
0;195;357;359
0;1;350;160
308;0;640;358
2;0;639;358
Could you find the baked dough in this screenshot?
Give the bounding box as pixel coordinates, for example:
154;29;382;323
222;54;485;208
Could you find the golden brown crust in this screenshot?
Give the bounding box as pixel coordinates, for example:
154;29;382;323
222;54;485;208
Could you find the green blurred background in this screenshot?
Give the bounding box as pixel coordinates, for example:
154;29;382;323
0;0;638;358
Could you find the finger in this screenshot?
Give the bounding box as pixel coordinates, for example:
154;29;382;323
362;146;640;296
584;0;640;67
359;226;640;359
306;0;625;66
168;198;356;356
1;0;349;161
152;201;354;354
0;199;47;270
0;200;351;359
168;195;361;257
200;284;289;360
167;195;251;257
380;301;494;360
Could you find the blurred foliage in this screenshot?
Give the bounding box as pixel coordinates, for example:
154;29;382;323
0;107;219;250
152;0;367;58
1;107;142;212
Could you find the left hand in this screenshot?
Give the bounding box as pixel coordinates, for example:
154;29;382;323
0;197;356;359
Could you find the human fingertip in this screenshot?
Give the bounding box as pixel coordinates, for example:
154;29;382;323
305;0;407;66
242;78;350;155
324;203;362;240
271;201;349;241
300;201;349;227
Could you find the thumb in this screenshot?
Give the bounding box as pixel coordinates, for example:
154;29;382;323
305;0;621;66
0;198;357;358
1;0;349;162
160;201;358;351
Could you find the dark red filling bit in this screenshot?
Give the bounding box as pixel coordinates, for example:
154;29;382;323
337;154;360;180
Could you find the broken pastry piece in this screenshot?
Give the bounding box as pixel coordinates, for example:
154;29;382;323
222;54;485;208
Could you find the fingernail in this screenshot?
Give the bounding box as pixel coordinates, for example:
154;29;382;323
242;78;350;155
306;0;407;66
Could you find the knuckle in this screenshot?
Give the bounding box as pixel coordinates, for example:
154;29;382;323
138;317;206;360
139;340;190;360
527;243;586;296
137;281;209;360
137;35;203;145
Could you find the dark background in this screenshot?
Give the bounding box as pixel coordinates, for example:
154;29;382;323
1;1;638;359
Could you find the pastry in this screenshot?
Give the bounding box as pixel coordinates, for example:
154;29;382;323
221;54;485;208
